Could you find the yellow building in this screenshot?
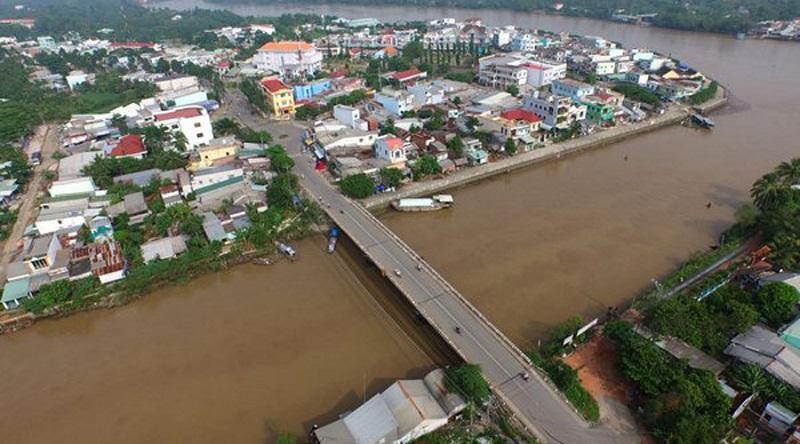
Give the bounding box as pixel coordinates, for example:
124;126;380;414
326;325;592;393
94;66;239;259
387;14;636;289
260;77;295;118
189;136;241;170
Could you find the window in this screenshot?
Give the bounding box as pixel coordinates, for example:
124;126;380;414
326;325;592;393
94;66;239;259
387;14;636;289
194;122;202;128
196;133;204;139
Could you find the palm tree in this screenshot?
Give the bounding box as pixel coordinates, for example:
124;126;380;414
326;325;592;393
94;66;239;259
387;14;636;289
751;172;788;211
776;158;800;186
730;364;768;396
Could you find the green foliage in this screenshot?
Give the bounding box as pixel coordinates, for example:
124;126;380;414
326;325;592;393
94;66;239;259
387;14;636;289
0;145;33;185
444;363;491;405
690;81;719;105
605;320;732;442
294;105;323;121
212;118;243;137
327;89;368;108
379;167;404;188
612;82;660;106
275;432;297;444
447;135;464;157
265;144;295;174
504;138;518;156
339;173;375;199
528;352;600;422
240;79;269;113
413;154;441;180
0;210;17;240
445;71;475;83
82;151;187;188
267;174;299;211
755;282;800;328
505;84;519;97
22;277;105;314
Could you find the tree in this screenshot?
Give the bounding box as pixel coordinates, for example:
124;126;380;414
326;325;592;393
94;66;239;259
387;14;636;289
447;135;464;157
465;116;481;132
729;364;769;397
339;174;375;199
265;145;295;174
756;282;800;328
776;158;800;186
267;174;298;211
751;172;789;212
445;363;491;404
275;432;297;444
504;138;518;156
506;84;519;97
379;167;404;189
413;155;441;180
212;118;242;137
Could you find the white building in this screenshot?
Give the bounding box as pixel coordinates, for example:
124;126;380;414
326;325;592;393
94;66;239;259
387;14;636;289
551;78;596;101
154;75;199;93
374;137;408;166
510;33;537;52
153;106;214;150
35;199;89;235
522;91;587;130
253;41;323;78
48;177;97;198
333;105;368;131
593;60;616;76
375;89;415;116
317;129;378;152
190;164;244;191
65;70;92;91
407;82;447;107
524;60;567;87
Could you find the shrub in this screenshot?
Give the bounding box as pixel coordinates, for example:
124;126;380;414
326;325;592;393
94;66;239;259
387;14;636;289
339;173;375;199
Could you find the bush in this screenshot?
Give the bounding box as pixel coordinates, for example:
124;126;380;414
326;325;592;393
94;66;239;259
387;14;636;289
444;363;491;404
689;81;719;105
528;352;599;421
339;173;375;199
613;82;660;106
756;282;800;328
413;154;441;180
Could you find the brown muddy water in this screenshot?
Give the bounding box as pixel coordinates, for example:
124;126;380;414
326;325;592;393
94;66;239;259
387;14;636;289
0;236;446;443
3;2;800;442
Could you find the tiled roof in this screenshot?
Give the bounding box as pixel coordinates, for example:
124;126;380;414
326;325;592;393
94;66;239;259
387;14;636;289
154;107;202;122
110;134;146;157
383;137;404;151
261;78;290;93
501;108;543;123
258;41;314;52
393;67;423;81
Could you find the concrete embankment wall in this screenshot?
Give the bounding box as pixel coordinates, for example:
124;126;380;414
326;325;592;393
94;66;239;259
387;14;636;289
364;90;728;211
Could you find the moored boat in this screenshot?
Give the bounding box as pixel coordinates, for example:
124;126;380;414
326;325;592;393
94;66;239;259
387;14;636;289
391;194;455;212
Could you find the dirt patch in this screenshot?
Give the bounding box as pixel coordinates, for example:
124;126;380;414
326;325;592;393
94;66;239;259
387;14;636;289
564;334;651;441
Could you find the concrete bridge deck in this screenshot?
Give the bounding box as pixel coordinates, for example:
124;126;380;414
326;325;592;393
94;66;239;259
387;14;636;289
291;154;630;444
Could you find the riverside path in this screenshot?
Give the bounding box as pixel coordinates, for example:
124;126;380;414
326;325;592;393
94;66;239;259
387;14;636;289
288;142;634;444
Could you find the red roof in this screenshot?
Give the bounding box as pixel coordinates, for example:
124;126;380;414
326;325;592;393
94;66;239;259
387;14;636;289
216;60;232;69
593;90;614;101
522;63;548;71
383;137;404;151
392;67;423;82
329;70;347;79
110;134;146;157
501;109;543;124
154;107;202;122
260;78;290;93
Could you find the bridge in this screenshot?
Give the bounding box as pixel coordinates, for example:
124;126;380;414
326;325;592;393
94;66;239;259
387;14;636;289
290;150;630;443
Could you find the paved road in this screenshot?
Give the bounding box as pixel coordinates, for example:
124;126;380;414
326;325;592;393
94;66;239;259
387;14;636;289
285;142;632;444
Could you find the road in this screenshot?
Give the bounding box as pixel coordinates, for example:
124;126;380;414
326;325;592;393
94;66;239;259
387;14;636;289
284;137;632;444
0;124;60;283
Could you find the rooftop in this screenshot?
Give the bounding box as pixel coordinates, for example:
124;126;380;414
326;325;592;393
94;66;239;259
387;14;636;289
110;134;146;157
260;78;290;93
154;107;203;122
258;41;314;52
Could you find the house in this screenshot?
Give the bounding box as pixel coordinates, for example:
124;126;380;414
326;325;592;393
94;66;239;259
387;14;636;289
153;106;214;150
35;199;88;235
499;108;543;138
0;179;19;207
154;75;200;93
191;136;241;170
317;129;379;152
194;176;247;210
314;369;465;444
523;60;567;88
478;54;528;89
374;137;408;167
725;325;800;390
407;82;447;107
106;192;151;225
140;236;187;263
293;79;332;101
66;70;92;91
1;278;31;310
58;152;102;180
375;89;414;116
390;67;427;85
333;105;368;130
6;233;64;283
522;91;587;131
466;145;489;166
190;164;244;191
202;212;228;243
253;41;322;78
551;79;596;101
260;78;296;118
581;95;616;123
89;215;114;240
760;402;800;435
109;134;147;159
71;239;126;284
510;33;538;52
49;177;97;198
160;184;182;207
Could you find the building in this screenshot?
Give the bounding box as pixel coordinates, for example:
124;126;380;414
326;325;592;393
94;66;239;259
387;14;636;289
314;369;465;444
71;239;126;284
551;78;596;101
260;78;296;118
725;325;800;390
374;137;408;167
581;95;616;123
523;61;567;88
510;33;537;52
317;129;379;152
109;134;147;159
407;82;447;107
253;41;323;78
499;108;543;140
478;55;528;89
106;191;151;225
160;184;182;207
191;136;240;170
48;177;97;198
522;91;587;131
375;89;415;116
190;164;244;191
154;75;200;93
153;106;214;150
35;198;89;235
292;79;331;101
333;105;368;130
141;236;188;263
390;67;427;85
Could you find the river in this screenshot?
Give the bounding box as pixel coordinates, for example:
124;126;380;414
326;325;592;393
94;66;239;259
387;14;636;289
0;236;437;442
3;2;800;442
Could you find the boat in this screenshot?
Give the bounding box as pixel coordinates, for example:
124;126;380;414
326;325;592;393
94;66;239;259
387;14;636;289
277;242;296;258
391;194;455;212
690;114;716;129
327;227;340;254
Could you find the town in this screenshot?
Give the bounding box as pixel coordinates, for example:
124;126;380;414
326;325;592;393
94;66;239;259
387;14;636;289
0;3;799;444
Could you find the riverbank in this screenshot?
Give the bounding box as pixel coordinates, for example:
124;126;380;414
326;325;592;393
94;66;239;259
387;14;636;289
364;89;727;210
